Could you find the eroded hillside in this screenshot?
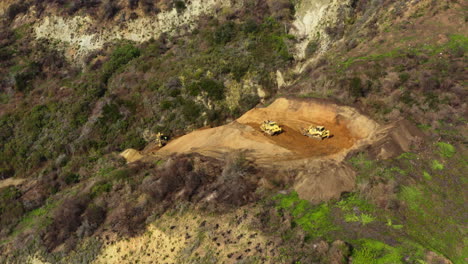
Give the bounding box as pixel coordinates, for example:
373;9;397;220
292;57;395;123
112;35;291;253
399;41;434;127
0;0;466;263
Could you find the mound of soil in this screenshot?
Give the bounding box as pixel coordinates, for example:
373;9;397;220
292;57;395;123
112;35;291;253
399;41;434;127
122;97;426;203
151;98;379;164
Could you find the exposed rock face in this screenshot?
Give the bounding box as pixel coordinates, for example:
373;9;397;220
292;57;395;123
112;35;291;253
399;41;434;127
28;0;355;65
290;0;352;60
32;0;236;62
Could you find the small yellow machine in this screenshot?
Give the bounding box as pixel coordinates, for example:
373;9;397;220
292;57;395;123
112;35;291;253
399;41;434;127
301;125;330;140
260;120;283;136
143;130;170;147
155;132;170;147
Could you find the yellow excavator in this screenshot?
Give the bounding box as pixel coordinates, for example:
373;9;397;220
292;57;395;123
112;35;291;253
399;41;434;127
301;125;331;140
154;132;170;147
260;120;283;136
143;130;170;147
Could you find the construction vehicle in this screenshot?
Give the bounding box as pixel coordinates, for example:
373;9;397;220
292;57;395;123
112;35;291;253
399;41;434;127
143;130;170;147
155;132;170;147
301;125;330;140
260;120;283;136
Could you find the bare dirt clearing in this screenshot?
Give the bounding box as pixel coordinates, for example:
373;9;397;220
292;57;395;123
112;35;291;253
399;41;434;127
148;98;378;164
0;178;25;189
122;97;425;202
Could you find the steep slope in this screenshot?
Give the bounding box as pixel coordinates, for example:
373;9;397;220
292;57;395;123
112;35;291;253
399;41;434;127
0;0;466;263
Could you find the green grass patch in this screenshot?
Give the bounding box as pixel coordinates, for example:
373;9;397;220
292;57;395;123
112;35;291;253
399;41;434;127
436;142;456;158
105;169;130;181
422;171;432;181
91;182;112;198
101;43;141;84
337;193;376;225
352;239;403;264
10;201;57;238
274;192;338;239
349;153;380;181
399;185;425;214
397;152;418;160
338;34;467;72
386;219;403;230
431;160;444;170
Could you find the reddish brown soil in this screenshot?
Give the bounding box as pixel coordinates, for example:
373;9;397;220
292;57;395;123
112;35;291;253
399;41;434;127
245;123;355;158
125;98;380;166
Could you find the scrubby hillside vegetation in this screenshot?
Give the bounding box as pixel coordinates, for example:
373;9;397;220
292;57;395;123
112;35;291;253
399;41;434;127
0;0;466;263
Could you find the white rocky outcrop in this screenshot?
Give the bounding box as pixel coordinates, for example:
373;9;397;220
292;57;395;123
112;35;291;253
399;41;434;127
290;0;351;72
33;0;236;63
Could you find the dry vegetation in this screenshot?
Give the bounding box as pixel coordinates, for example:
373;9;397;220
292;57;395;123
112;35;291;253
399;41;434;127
0;0;466;263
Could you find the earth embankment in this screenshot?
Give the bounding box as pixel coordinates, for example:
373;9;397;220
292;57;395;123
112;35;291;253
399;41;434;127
151;98;379;164
122;97;425;202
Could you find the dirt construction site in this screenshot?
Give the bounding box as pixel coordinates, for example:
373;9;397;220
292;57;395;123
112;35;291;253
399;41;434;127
121;97;426;202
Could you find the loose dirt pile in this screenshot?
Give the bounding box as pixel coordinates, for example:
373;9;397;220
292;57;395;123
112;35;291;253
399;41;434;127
151;98;379;164
0;178;25;189
122;97;425;202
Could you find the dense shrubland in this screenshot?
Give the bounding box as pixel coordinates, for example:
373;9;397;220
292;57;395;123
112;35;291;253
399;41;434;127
0;0;466;263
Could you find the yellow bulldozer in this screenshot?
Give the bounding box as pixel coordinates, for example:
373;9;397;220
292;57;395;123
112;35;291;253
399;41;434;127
301;125;331;140
260;120;283;136
143;130;170;147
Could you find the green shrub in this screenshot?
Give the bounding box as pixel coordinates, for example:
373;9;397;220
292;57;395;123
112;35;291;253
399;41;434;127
241;19;259;34
400;90;415;105
349;77;364;97
199;78;225;100
360;213;376;225
107;169;130;181
121;133;147;150
6;3;29;21
399;185;424;213
187;78;225;100
102;44;141;84
174;0;186;13
91;182;112;198
23;104;51;138
422;171;432;181
352;239;403;264
0;186;21;200
305;40;319;57
13;62;41;92
436;142;456;158
266;33;293;60
0;187;24;227
63;173;80;185
446;34;467;57
213;22;236;44
160;100;174;110
182;100;202;120
100;103;122;123
274;192;338;239
230;61;250;81
337;193;376;225
398;72;410;83
431;160;444;170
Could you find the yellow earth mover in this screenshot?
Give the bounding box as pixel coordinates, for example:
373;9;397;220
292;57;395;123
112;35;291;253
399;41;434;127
302;125;330;140
143;130;170;147
260;120;283;136
155;132;170;147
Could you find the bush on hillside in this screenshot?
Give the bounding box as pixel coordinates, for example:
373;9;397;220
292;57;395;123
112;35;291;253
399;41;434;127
43;196;90;251
102;0;121;20
213;22;236;44
6;3;29;21
101;44;141;84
